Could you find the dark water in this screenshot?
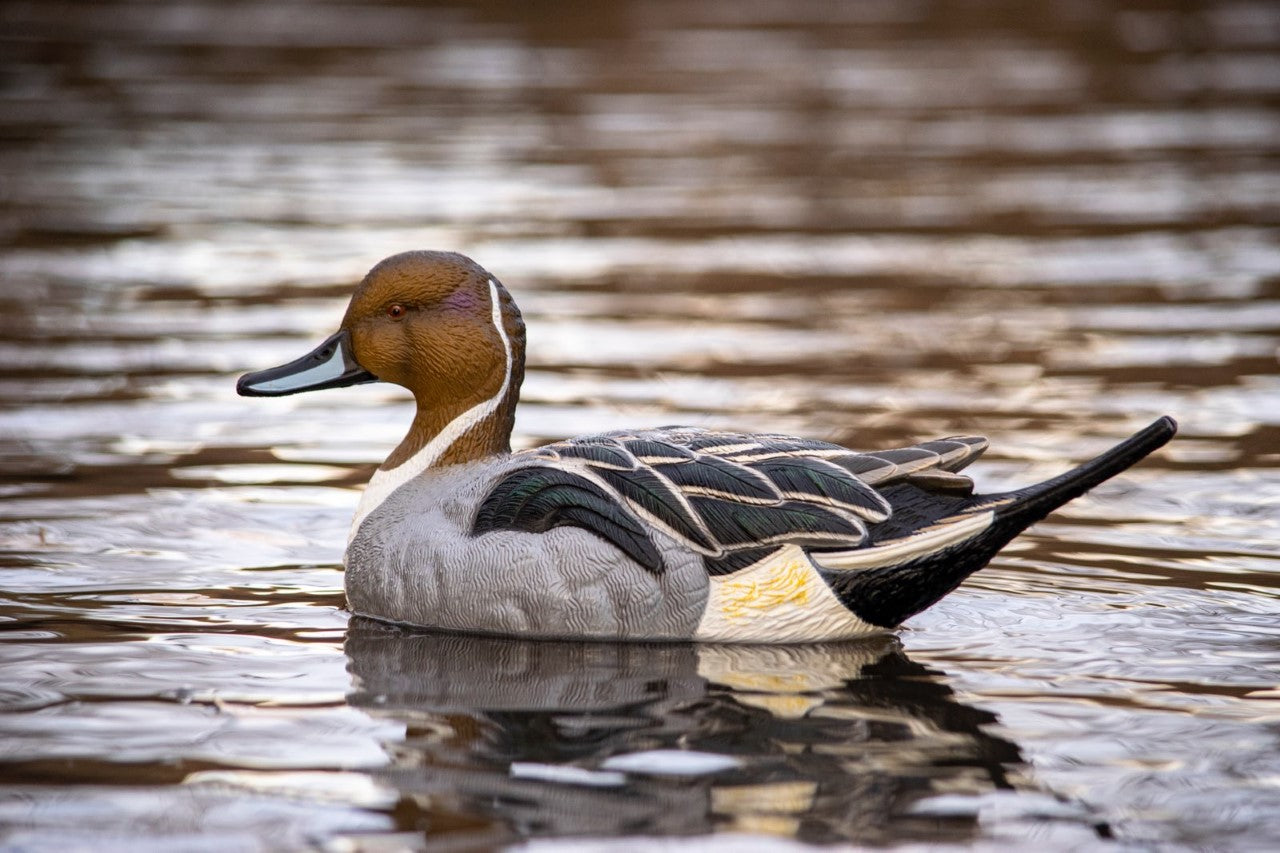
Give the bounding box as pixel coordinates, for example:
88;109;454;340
2;1;1279;849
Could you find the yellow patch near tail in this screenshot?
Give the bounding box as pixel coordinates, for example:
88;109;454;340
694;545;881;643
719;554;813;621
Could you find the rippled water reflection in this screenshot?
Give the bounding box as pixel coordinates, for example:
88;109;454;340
343;625;1033;847
2;0;1279;849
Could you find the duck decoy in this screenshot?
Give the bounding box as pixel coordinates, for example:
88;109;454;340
238;251;1176;642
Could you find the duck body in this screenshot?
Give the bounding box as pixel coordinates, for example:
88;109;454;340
239;251;1177;643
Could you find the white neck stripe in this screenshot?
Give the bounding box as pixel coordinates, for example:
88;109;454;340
348;280;513;542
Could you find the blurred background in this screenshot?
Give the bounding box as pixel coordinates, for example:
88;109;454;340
2;0;1279;850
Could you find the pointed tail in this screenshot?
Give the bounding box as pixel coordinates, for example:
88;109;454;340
818;416;1176;629
980;416;1177;529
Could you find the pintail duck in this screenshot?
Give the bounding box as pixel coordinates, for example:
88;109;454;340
238;251;1176;643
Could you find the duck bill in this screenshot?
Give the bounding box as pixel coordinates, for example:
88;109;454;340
237;329;378;397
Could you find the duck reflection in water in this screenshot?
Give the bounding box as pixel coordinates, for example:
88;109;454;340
345;619;1030;846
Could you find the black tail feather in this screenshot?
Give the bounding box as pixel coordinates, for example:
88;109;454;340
820;417;1177;628
981;416;1178;528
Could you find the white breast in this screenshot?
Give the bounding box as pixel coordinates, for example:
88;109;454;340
348;279;514;544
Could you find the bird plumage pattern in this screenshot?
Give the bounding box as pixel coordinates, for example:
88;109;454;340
237;250;1177;641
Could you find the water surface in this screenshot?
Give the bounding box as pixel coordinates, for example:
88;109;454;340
2;1;1279;849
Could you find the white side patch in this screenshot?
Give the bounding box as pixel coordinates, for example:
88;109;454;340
693;546;882;642
810;510;994;571
348;280;513;543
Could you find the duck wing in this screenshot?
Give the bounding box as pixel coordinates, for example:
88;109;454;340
471;428;989;576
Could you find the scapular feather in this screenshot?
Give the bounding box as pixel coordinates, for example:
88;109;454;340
689;496;867;549
595;466;719;552
826;453;898;482
721;437;839;459
623;439;695;462
553;441;637;470
754;456;891;521
657;454;780;503
865;447;942;474
913;439;976;468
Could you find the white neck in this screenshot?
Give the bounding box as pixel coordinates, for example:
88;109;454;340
347;280;514;544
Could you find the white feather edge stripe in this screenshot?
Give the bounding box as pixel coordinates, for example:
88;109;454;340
810;510;994;571
348;280;513;543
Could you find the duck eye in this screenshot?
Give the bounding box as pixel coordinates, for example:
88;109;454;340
386;303;407;319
